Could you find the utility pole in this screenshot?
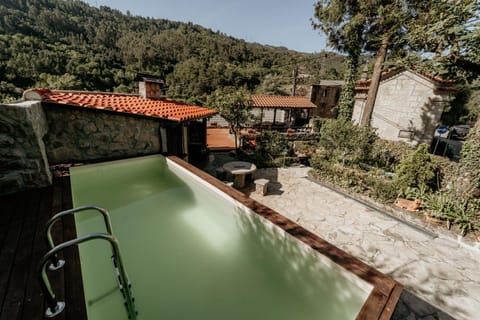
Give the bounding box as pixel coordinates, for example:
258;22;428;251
292;66;298;96
321;53;326;78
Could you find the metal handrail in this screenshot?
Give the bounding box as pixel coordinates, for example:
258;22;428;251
45;206;113;270
39;233;137;319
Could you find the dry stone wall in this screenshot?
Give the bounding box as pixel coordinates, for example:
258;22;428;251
0;101;51;194
0;102;164;195
43;106;162;163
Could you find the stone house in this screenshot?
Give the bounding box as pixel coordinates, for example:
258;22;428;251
309;80;343;118
352;70;456;146
0;77;217;194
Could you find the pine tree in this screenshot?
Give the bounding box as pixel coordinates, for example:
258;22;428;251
313;0;480;124
313;0;366;120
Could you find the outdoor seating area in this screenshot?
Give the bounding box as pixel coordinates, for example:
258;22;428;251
222;161;257;188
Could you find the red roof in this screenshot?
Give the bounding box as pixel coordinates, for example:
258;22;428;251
23;89;217;122
251;95;316;108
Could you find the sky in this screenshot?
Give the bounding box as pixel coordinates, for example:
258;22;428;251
83;0;327;53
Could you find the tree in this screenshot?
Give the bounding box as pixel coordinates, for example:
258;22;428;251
394;144;438;192
313;0;480;125
313;1;367;120
361;1;479;124
359;1;411;126
0;0;346;102
406;0;480;82
207;87;253;152
314;0;414;124
257;74;288;95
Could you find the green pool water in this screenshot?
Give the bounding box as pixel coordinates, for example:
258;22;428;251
70;155;372;320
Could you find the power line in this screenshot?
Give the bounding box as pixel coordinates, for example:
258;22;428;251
271;53;346;69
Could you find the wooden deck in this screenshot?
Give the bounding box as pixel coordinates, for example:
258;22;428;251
206;128;236;151
0;177;86;320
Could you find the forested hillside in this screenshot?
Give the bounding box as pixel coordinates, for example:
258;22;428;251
0;0;345;104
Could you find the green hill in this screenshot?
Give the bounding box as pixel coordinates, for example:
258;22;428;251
0;0;345;104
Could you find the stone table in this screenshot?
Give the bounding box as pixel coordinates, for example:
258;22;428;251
223;161;256;188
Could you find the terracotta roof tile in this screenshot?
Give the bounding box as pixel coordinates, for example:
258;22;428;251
251;95;316;108
23;88;217;122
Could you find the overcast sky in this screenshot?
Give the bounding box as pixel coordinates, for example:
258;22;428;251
83;0;327;53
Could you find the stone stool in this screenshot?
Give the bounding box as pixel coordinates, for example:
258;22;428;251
254;178;269;196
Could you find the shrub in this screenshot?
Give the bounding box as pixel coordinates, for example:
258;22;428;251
293;140;317;155
370;179;399;203
432;155;460;191
310;117;324;133
394;144;438;193
423;191;480;236
457;121;480;197
256;131;290;160
265;156;298;168
318;119;377;165
369;139;414;172
311;158;398;202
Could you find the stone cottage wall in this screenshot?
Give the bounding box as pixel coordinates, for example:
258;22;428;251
207;113;229;127
43;105;161;164
353;71;451;146
310;84;342;118
0;101;51;194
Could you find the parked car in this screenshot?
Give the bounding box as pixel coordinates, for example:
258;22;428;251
450;125;471;140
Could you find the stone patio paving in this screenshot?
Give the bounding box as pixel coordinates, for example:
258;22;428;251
246;167;480;320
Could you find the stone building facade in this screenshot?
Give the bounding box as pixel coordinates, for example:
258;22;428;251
352;70;455;146
43;105;161;163
309;80;343;118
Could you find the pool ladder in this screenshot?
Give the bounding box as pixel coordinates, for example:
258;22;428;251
39;206;137;319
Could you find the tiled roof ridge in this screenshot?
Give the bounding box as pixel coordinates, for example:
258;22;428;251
416;70;453;84
252;94;311;99
251;94;317;108
355;68;455;92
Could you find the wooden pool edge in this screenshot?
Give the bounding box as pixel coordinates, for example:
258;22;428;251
168;156;403;320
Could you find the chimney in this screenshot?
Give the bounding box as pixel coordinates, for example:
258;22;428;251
135;73;164;99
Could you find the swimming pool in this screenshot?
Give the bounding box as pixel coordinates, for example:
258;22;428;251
69;155;401;319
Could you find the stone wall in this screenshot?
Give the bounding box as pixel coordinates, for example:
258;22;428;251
207;113;229;127
43;105;162;164
0;101;51;194
353;71;451;146
310;84;342;118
